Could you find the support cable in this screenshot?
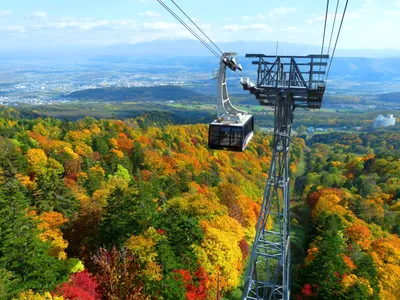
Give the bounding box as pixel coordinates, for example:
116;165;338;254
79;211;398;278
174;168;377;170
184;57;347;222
156;0;221;59
326;0;349;80
326;0;340;60
318;0;330;83
169;0;223;55
157;0;255;83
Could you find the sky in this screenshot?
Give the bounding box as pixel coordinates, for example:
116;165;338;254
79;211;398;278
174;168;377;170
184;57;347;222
1;0;400;51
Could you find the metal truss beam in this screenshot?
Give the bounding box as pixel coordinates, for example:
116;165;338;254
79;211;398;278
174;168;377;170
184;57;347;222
242;92;294;300
241;54;328;109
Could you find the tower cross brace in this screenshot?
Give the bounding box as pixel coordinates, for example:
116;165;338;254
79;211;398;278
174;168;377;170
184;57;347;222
241;54;328;300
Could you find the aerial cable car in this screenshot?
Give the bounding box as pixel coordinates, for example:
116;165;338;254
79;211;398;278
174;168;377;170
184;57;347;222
208;52;254;151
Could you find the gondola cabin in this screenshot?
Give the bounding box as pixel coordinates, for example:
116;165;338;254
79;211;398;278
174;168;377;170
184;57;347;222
208;115;254;151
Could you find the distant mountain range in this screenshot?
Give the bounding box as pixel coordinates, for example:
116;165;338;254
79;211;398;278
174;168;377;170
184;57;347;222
2;39;400;60
3;38;400;95
103;39;400;58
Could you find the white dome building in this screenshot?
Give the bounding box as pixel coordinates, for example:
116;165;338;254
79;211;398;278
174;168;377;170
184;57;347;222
373;114;396;128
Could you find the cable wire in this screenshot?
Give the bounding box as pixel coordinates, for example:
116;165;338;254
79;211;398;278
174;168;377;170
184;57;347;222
169;0;223;55
157;0;258;86
326;0;349;80
318;0;330;83
156;0;221;59
326;0;340;59
321;0;330;55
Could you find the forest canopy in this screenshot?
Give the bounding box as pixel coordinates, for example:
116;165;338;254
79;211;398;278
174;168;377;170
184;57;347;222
0;106;399;299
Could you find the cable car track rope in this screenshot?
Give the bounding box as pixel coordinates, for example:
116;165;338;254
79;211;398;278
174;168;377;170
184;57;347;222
318;0;330;83
326;0;340;65
326;0;349;80
156;0;221;59
169;0;224;55
156;0;254;81
315;0;349;129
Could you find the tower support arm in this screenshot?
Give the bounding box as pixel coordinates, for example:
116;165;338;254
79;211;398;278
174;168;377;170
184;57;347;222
216;53;247;122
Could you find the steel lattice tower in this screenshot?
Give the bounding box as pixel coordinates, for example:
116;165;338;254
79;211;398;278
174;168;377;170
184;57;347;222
241;54;328;300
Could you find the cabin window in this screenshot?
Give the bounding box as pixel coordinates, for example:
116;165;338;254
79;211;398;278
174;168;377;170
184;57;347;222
220;127;231;146
244;117;254;137
209;125;220;146
209;125;220;137
231;127;242;147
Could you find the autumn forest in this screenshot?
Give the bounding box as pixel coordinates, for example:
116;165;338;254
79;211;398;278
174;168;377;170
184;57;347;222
0;107;399;299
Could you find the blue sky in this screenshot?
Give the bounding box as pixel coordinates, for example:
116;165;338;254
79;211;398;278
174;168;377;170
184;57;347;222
0;0;399;51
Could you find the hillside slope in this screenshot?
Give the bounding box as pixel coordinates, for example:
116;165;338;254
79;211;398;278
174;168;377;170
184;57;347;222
0;107;399;299
292;133;400;299
0;107;307;299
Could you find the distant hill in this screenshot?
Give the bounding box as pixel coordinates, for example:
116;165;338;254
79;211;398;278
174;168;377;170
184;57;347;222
3;38;400;61
64;86;212;102
103;39;400;58
378;92;400;103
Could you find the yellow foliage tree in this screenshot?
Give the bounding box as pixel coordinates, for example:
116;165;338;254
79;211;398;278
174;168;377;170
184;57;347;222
341;274;373;296
346;221;372;250
26;149;48;175
194;216;244;291
377;264;400;300
168;185;227;219
125;227;163;282
37;211;69;260
16;290;64;300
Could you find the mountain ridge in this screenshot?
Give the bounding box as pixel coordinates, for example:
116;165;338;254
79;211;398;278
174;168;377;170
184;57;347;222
2;39;400;59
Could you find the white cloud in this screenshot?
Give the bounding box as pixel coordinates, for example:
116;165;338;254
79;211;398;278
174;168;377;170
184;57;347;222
0;10;11;17
222;23;273;32
3;18;138;33
282;26;303;33
384;10;400;17
0;25;26;33
39;19;137;31
397;1;400;8
49;20;110;30
139;11;161;17
25;11;48;19
307;12;360;25
143;21;182;30
269;7;296;17
242;15;266;21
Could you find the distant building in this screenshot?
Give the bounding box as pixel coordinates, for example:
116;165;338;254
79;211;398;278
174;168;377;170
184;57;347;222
373;114;396;128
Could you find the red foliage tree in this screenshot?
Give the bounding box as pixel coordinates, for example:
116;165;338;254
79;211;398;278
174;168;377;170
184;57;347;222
174;266;208;300
92;246;147;300
239;238;249;259
54;269;100;300
301;283;316;298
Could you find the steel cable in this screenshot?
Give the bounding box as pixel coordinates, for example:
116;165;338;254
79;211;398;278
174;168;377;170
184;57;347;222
326;0;340;59
326;0;349;80
318;0;330;83
169;0;224;55
156;0;221;59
